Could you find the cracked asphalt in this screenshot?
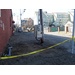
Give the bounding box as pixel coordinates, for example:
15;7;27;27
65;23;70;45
0;31;75;65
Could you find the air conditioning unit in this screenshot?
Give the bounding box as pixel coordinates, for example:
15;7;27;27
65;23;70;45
34;25;42;40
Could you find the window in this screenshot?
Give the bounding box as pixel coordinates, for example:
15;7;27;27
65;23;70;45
43;18;45;21
60;19;62;22
63;14;68;18
59;14;61;17
57;14;62;18
65;14;68;17
0;9;1;17
48;15;50;17
58;14;61;18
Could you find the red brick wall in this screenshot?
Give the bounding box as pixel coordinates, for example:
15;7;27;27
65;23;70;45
0;9;13;56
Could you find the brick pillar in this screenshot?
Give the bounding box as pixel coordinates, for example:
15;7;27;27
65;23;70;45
58;27;60;32
66;27;68;32
66;27;68;33
49;27;51;32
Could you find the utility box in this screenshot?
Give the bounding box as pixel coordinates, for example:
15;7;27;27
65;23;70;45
34;25;42;40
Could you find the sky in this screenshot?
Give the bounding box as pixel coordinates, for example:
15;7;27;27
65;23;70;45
12;9;73;24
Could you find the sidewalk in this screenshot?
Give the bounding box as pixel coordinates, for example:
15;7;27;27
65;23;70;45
44;31;72;38
44;31;75;54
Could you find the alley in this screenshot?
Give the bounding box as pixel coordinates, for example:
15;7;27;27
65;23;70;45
0;32;75;65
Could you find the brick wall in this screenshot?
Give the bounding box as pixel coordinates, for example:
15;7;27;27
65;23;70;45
0;9;13;56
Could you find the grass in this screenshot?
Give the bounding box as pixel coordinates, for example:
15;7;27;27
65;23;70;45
58;31;71;34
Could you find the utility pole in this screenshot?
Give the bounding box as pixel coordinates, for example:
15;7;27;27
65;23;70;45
17;16;19;32
39;9;44;43
48;17;49;32
20;9;26;29
20;9;21;27
71;9;75;57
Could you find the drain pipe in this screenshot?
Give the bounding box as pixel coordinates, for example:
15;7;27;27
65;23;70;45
8;47;12;56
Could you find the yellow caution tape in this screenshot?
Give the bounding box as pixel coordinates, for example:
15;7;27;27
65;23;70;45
72;36;75;40
72;37;75;42
0;38;72;60
68;37;75;42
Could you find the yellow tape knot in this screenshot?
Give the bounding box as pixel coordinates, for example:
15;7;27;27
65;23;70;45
72;37;75;42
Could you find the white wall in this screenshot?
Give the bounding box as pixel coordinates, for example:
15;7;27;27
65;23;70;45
68;26;73;32
69;12;74;22
65;26;73;32
70;15;74;22
34;13;38;25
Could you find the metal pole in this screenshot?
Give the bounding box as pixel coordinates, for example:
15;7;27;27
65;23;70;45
17;16;19;32
71;9;75;57
20;9;21;27
39;9;44;43
48;18;49;32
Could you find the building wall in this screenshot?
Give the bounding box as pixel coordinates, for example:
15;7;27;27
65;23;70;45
0;9;13;56
34;11;72;27
53;13;71;26
34;13;38;25
69;11;74;22
34;11;55;26
42;12;54;26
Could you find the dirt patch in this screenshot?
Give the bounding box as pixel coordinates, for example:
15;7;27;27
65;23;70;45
4;34;56;56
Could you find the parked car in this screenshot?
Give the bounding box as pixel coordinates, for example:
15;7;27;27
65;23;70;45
18;29;22;32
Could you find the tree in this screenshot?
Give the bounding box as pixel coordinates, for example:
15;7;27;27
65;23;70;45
22;18;34;30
